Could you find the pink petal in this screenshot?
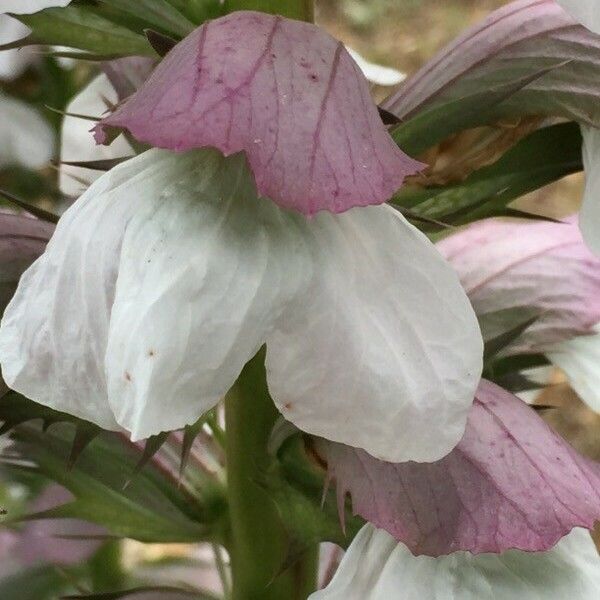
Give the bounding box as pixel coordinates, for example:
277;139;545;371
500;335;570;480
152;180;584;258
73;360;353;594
321;380;600;556
383;0;600;132
94;11;423;215
438;216;600;352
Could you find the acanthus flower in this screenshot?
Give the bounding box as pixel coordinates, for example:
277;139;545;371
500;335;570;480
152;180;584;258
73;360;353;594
0;11;54;170
312;524;600;599
438;216;600;412
0;11;483;464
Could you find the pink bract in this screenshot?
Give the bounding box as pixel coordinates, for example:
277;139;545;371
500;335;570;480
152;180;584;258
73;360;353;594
94;11;423;215
438;216;600;352
321;380;600;556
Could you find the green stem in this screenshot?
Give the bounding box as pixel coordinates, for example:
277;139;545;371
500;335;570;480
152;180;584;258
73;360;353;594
223;0;314;22
225;348;318;600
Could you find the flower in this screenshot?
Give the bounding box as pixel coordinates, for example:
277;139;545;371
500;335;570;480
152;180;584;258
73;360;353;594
320;380;600;555
0;147;482;463
556;0;600;35
346;48;405;87
381;0;600;253
0;15;33;80
0;93;53;170
59;73;134;197
0;14;54;170
438;216;600;412
310;524;600;599
0;11;484;463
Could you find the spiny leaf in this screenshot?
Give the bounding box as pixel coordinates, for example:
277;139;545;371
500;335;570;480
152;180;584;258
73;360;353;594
144;28;177;57
391;64;565;156
179;417;207;481
378;106;401;125
0;391;84;435
67;423;101;470
98;0;195;37
487;208;564;223
483;314;541;362
392;123;582;225
62;585;211;599
17;7;154;57
60;157;133;172
124;431;169;488
0;189;59;224
6;425;213;543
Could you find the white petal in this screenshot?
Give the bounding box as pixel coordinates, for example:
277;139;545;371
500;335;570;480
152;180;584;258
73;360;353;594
311;525;600;600
1;0;71;15
0;148;482;457
347;48;406;87
103;154;313;439
265;205;483;463
0;149;312;438
547;324;600;412
0;15;34;80
557;0;600;35
60;74;133;197
0;93;53;169
580;126;600;255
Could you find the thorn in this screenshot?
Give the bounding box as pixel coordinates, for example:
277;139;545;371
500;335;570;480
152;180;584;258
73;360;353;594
378;106;401;125
67;424;99;470
123;432;169;489
0;189;59;224
59;157;133;172
144;29;178;57
44;105;102;122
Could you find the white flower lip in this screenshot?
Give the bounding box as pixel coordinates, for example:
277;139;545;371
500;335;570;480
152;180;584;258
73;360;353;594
0;0;71;15
311;524;600;600
556;0;600;35
0;93;53;169
0;148;483;463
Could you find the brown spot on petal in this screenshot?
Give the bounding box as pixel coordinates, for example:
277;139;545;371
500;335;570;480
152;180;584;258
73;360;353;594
124;371;132;382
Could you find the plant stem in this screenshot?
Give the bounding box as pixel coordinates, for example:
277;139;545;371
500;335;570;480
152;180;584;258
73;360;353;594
223;0;314;22
225;348;318;600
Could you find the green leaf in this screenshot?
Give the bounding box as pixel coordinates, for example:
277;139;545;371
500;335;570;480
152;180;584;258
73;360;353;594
0;391;82;435
392;66;561;156
271;435;363;548
97;0;195;37
5;424;218;544
17;7;154;57
166;0;224;23
0;566;74;600
482;311;541;362
0;189;59;224
392;123;582;225
62;585;213;599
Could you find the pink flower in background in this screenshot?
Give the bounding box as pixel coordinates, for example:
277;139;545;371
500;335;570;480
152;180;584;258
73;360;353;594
320;380;600;556
439;216;600;411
